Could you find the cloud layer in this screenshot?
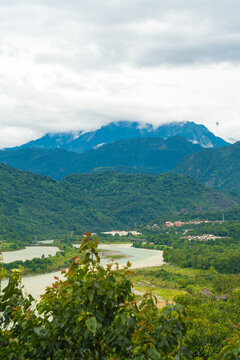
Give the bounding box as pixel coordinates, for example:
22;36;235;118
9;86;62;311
0;0;240;147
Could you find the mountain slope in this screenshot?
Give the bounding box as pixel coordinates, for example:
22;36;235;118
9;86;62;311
13;132;82;151
77;136;202;175
0;164;102;237
0;137;202;179
153;122;227;148
0;164;235;238
63;172;235;226
174;141;240;194
9;121;229;152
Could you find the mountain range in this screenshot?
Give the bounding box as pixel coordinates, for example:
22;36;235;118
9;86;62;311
9;121;229;153
0;164;236;239
2;119;239;209
0;136;202;180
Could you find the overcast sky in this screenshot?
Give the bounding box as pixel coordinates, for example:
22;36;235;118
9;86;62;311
1;0;240;147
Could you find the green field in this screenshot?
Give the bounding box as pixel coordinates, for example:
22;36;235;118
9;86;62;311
132;263;240;301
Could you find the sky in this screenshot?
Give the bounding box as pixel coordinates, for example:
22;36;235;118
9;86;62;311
1;0;240;148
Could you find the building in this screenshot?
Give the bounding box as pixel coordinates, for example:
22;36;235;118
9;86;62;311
165;221;174;227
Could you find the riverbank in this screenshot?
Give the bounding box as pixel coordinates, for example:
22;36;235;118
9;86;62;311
1;243;25;252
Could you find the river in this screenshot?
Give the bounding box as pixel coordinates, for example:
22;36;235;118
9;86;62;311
2;246;59;263
1;244;164;298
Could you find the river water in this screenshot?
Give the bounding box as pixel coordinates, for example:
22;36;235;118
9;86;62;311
1;244;164;298
80;243;164;269
2;246;59;263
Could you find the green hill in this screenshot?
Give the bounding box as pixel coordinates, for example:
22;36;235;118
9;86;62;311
174;141;240;194
0;164;236;239
0;136;201;179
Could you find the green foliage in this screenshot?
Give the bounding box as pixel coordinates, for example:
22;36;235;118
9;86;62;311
0;164;235;240
133;263;240;297
163;240;240;275
185;220;240;238
162;221;240;275
133;231;178;250
176;290;240;359
218;338;240;359
174;141;240;194
0;234;192;359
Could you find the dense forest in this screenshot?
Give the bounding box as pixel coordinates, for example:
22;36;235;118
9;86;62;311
0;164;236;240
174;141;240;194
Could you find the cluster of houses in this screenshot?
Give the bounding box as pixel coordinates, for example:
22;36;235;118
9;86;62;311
101;230;142;236
165;221;183;227
164;220;224;228
181;234;225;242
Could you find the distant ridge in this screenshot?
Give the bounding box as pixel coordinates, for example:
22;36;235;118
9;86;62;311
9;131;82;151
174;141;240;195
7;121;229;153
0;136;202;180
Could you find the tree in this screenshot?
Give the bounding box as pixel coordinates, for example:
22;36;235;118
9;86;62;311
0;234;192;359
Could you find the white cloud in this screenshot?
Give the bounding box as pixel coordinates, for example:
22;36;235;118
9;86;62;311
0;1;240;147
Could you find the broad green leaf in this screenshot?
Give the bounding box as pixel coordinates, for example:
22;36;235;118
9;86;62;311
88;289;94;303
148;348;161;360
85;317;97;334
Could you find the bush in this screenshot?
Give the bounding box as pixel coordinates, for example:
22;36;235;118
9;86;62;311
0;234;192;360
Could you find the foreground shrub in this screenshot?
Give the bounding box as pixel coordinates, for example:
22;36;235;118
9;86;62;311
0;234;192;359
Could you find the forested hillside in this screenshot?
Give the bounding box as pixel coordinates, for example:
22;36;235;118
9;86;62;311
0;164;236;239
174;141;240;194
0;137;201;179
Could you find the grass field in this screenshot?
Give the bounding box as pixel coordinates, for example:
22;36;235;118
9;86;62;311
131;263;230;301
